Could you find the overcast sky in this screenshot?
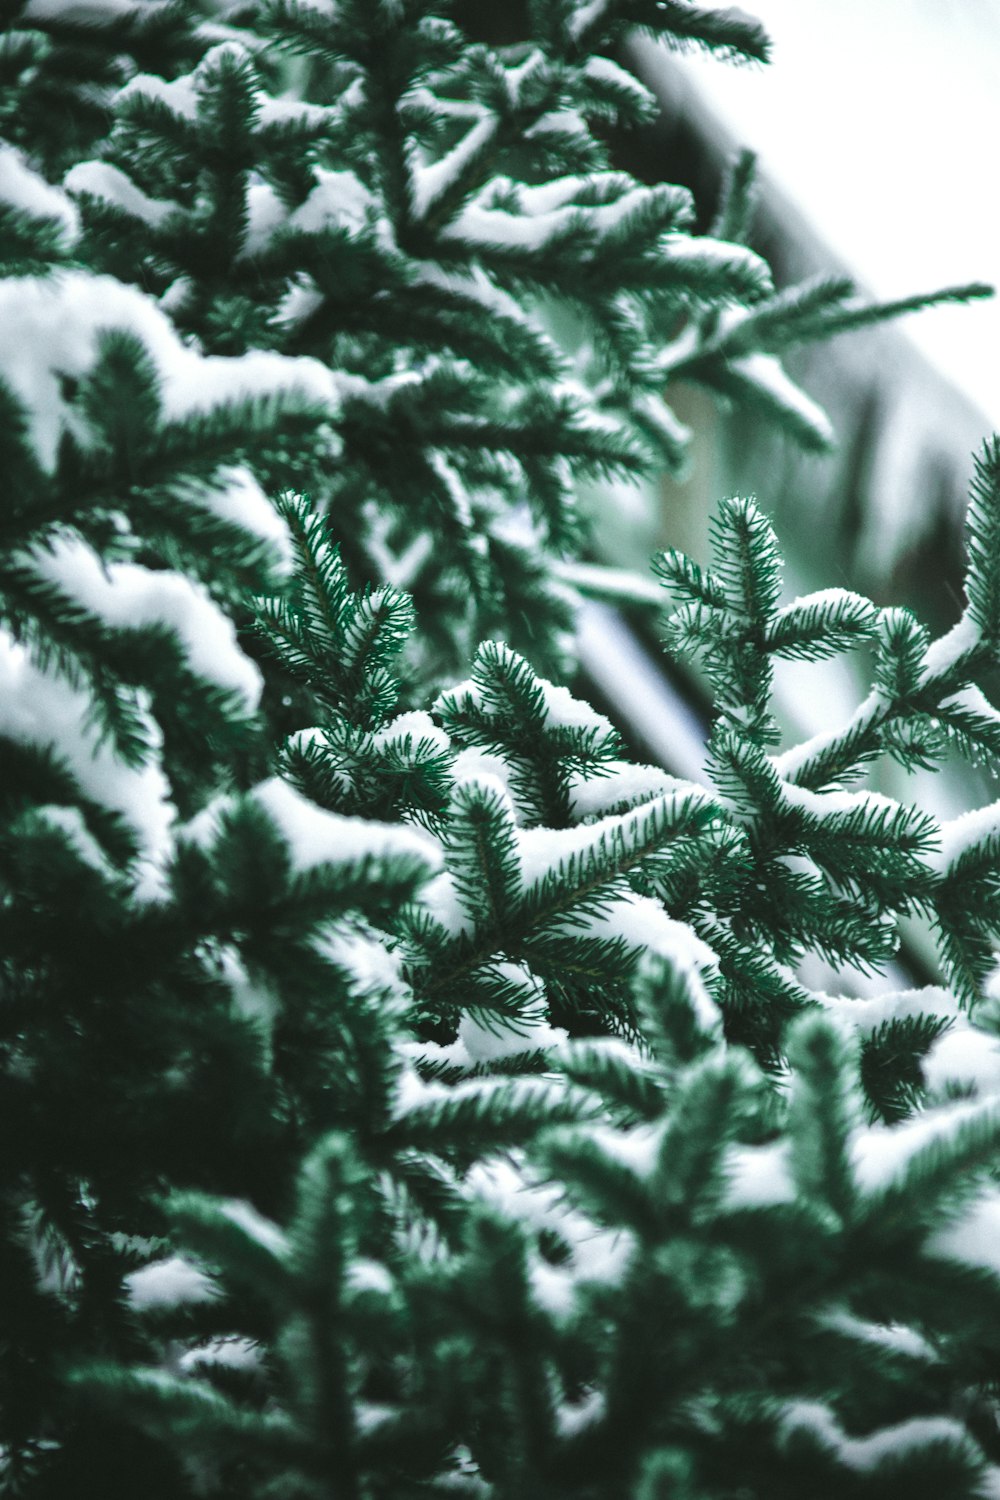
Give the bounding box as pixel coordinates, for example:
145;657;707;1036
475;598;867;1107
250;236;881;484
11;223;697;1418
674;0;1000;430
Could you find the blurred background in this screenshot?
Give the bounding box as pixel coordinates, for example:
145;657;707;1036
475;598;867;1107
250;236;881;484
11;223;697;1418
613;0;998;623
575;0;1000;989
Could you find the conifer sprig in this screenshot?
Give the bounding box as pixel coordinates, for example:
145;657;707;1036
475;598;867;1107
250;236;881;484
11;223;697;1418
655;470;1000;1027
80;992;1000;1498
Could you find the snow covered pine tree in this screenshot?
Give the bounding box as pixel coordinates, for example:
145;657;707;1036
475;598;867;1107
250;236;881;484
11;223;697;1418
3;0;1000;1496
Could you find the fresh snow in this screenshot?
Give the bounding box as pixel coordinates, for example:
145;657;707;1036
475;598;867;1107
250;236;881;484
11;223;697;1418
0;273;341;473
724;1140;795;1208
184;466;293;572
450;763;512;810
252;778;442;875
662;231;769;276
402;86;482;124
418;871;472;939
818;985;960;1034
851;1098;1000;1194
771;690;882;782
554;1388;605;1438
446;176;667;254
568;0;610;43
276;278;324;329
333;366;424;414
0;144;79;239
922;1028;1000;1100
178;1337;261;1373
411;261;539;331
514;797;721;1031
64;160;179;228
217;1199;290;1259
432;1449;491;1496
429;451;476;534
930;1190;1000;1279
528;1261;576;1319
0;628;175;875
25;0;166;16
256;95;337;129
517;784;715;888
159;276;192;314
457;966;565;1063
402;1003;568;1073
586;1121;665;1179
517;808;639;887
729;353;834;444
218;948;280;1068
391;1063;441;1120
315;921;405;996
355;1404;398;1437
410;114;498;221
780;1402;979;1470
392;1071;582;1127
780;779;904;822
928;800;1000;874
498;48;550;104
940;683;1000;726
434;672;483;716
243;165;384;255
218;948;279;1036
117;71;200;122
776;851;825;884
817;1309;937;1363
773;585;875;626
631;389;694;453
464;1156;565;1231
243;178;288;255
534;673;614;736
466;1153;634;1298
346;1259;394;1296
922;614;981;682
26;533;263;708
452;747;517;804
33;804;114;875
513;174;618;219
456;1010;565;1066
125;1255;219;1310
575;894;721;1033
289;167;382;239
569;762;681;819
583;53;653;103
372;709;450;754
552;379;623;438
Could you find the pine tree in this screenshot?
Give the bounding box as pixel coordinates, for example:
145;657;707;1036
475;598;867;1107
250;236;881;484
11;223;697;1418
4;1;1000;1498
70;461;1000;1497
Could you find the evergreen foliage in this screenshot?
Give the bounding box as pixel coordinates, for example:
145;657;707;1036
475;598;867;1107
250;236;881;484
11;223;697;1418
32;0;985;681
5;1;1000;1497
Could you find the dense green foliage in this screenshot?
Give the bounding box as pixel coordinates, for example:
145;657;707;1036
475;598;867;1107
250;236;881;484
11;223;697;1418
4;1;1000;1497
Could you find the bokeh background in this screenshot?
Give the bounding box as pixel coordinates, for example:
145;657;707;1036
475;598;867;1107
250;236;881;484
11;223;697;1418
576;0;1000;989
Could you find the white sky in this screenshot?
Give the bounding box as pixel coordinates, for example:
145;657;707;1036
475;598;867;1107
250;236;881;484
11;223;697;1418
674;0;1000;430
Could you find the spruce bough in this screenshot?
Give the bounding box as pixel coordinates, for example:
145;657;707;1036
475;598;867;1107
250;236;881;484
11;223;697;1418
4;1;1000;1496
